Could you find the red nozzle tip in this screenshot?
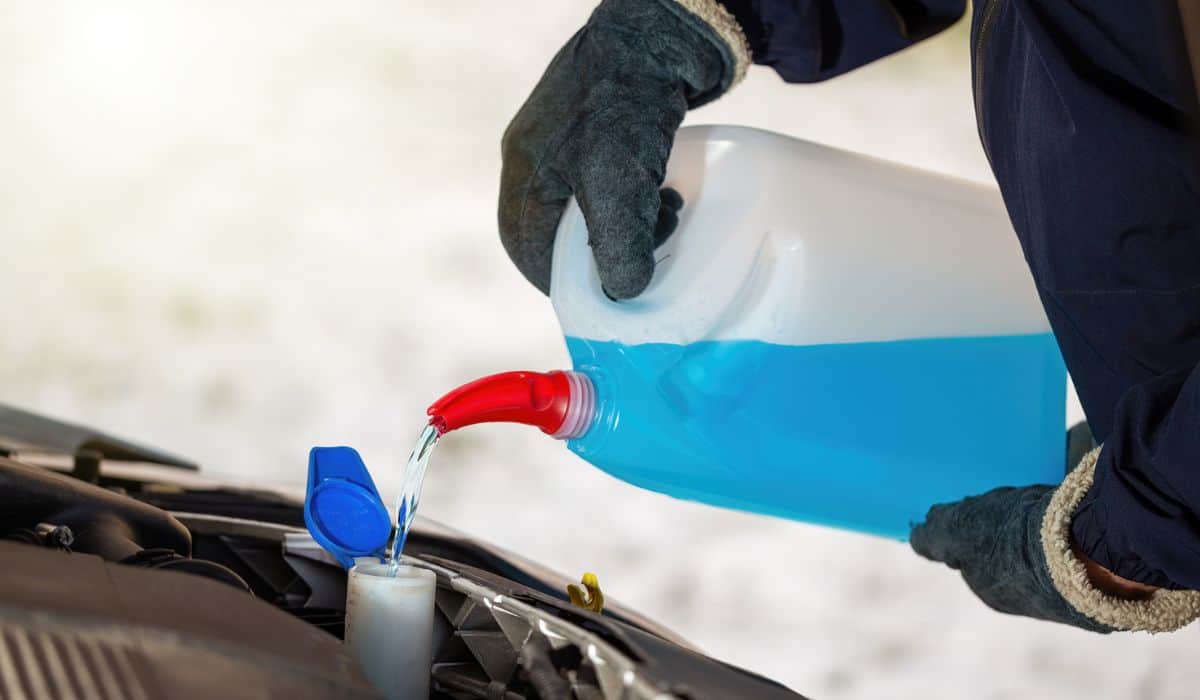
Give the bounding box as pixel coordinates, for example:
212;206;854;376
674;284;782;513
427;415;449;436
426;370;578;437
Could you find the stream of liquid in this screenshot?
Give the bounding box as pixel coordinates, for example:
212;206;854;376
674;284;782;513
387;422;440;576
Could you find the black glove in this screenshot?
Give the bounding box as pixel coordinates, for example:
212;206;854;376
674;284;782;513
911;443;1200;633
499;0;749;299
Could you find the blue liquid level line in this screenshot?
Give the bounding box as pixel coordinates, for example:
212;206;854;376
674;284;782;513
565;333;1066;539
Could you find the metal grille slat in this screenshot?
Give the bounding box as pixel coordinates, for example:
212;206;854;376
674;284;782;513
9;628;50;700
0;623;149;700
103;641;148;700
81;638;123;700
58;631;101;700
34;633;76;700
0;628;29;700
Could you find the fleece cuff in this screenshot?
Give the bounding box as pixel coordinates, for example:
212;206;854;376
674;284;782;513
666;0;751;89
1041;446;1200;632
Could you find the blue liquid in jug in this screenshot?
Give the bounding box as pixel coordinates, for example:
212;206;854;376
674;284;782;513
565;334;1066;539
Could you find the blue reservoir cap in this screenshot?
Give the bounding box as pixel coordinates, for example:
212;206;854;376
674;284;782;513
304;446;391;568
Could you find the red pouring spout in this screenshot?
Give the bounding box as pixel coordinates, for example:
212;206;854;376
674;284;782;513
426;370;596;439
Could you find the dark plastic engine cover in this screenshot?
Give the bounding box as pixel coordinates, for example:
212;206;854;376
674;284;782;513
0;541;378;699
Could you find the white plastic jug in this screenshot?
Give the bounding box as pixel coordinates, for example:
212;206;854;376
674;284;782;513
549;125;1066;538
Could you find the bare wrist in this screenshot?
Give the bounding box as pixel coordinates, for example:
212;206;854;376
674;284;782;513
1071;537;1158;600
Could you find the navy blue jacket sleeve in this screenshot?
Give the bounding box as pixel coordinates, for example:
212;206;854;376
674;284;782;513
963;0;1200;590
715;0;967;82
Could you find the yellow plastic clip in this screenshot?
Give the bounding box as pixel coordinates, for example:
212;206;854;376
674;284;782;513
567;572;605;614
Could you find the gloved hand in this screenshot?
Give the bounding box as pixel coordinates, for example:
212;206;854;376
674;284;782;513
499;0;749;299
912;445;1200;632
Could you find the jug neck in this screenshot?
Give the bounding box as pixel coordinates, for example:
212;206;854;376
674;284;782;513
427;370;595;440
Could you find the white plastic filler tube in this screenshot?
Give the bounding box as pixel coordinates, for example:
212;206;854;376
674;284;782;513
345;560;436;699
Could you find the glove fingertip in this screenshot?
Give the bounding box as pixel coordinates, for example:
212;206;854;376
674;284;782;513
659;187;684;212
654;205;679;248
599;251;655;300
909;504;956;562
909;521;933;557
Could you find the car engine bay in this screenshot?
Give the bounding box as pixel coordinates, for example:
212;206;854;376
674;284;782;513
0;404;804;699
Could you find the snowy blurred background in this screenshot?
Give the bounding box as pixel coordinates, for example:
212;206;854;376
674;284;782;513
2;2;1198;698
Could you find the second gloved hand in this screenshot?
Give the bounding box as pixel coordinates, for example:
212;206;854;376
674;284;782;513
911;446;1200;633
499;0;749;299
